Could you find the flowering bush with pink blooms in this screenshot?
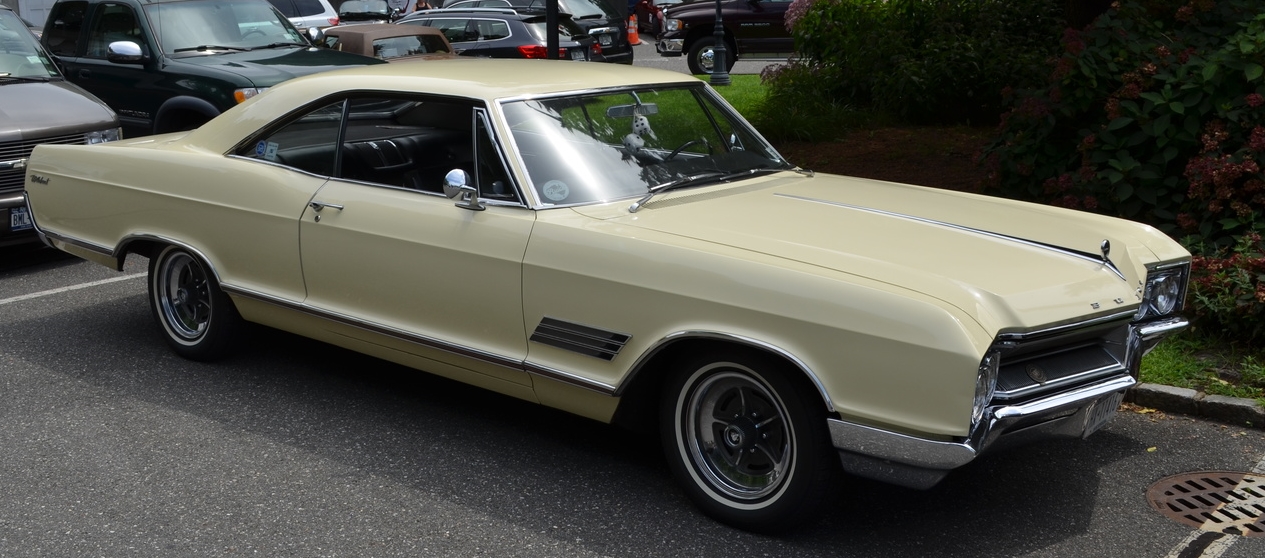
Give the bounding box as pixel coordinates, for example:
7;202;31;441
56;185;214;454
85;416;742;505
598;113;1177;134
1188;232;1265;344
980;0;1265;247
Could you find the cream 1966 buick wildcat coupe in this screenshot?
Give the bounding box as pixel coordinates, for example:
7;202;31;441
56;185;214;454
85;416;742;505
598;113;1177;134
24;59;1190;532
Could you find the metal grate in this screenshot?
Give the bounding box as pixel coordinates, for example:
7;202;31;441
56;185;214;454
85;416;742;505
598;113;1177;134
1146;472;1265;537
0;133;87;192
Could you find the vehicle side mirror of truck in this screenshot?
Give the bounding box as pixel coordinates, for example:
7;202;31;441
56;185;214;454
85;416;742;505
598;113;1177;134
106;41;145;64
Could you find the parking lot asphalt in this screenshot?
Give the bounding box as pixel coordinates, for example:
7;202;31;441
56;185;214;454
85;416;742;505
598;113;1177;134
629;37;780;76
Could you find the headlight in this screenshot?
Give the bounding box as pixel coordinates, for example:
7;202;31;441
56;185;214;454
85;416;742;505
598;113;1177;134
1137;264;1189;320
973;352;1000;425
665;19;683;32
85;128;121;144
234;87;269;103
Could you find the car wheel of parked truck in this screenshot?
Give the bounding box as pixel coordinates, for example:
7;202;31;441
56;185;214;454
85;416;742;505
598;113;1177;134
660;349;837;533
149;246;241;361
686;36;736;75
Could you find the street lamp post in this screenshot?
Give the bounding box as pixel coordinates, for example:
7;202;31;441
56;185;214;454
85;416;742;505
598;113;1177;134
709;0;730;86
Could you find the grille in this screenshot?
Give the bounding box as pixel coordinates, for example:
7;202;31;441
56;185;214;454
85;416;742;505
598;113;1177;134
1147;472;1265;537
991;317;1131;402
0;133;87;192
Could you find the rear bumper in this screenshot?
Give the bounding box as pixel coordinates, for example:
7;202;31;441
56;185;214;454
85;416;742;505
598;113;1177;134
827;315;1189;489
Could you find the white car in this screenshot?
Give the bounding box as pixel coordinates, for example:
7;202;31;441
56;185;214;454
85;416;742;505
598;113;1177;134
267;0;340;29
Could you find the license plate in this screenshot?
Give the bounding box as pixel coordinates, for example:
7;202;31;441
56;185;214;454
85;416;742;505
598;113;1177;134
598;34;613;46
570;48;585;61
1083;391;1125;438
9;206;32;231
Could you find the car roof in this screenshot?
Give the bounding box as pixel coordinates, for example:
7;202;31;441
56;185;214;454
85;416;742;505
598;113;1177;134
191;58;701;149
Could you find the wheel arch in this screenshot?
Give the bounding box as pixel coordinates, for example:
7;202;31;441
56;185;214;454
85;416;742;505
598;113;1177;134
153;96;222;134
683;26;737;56
610;333;834;434
116;233;224;283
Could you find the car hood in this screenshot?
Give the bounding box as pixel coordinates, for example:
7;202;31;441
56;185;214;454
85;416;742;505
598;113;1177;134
0;79;116;142
570;172;1186;333
171;47;381;87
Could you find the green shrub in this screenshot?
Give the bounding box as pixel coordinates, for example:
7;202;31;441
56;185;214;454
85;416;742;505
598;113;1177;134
979;0;1265;246
775;0;1064;124
1187;232;1265;344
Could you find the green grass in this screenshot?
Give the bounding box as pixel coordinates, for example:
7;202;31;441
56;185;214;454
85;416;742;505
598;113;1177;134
705;74;767;118
1141;336;1265;404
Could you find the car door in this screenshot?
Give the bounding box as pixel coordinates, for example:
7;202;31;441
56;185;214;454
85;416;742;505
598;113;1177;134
57;2;164;131
735;0;792;56
297;94;535;388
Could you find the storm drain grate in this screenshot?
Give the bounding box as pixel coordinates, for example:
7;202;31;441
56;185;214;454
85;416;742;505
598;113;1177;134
1146;472;1265;538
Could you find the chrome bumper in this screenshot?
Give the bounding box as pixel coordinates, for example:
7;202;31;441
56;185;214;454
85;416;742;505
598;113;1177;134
828;315;1188;489
656;38;683;55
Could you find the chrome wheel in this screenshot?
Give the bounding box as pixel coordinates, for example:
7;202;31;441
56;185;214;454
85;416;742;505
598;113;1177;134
681;366;793;501
148;245;240;360
155;250;212;343
660;350;837;532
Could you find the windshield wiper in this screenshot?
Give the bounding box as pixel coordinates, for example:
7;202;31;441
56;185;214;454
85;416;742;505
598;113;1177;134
0;74;52;82
173;45;247;53
250;42;306;50
629;169;773;213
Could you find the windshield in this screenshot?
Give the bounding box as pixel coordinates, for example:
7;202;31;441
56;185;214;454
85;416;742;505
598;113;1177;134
144;0;307;55
0;10;60;79
501;85;790;207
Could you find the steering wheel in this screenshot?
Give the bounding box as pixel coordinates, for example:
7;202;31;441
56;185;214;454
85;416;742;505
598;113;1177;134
667;138;714;161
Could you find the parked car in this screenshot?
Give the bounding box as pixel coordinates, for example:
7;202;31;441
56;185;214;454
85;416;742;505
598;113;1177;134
338;0;396;23
24;59;1191;532
437;0;631;63
397;7;597;60
39;0;382;137
267;0;341;30
319;23;452;60
1;4;119;247
657;0;793;74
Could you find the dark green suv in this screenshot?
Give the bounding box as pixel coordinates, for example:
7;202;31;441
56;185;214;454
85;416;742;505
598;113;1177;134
41;0;382;136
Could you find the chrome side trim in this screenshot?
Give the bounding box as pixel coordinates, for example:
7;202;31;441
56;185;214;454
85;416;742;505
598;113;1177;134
221;285;525;372
523;361;617;395
776;193;1129;281
615;330;836;413
529;316;631;361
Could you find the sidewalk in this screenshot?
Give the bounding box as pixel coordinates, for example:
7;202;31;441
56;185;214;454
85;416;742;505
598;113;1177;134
1127;384;1265;427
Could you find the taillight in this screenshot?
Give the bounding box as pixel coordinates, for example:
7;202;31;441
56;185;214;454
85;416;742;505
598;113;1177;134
327;17;339;26
592;42;601;55
517;44;548;59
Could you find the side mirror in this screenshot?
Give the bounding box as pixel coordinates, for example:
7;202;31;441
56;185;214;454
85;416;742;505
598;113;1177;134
443;168;485;211
307;27;326;45
106;41;145;64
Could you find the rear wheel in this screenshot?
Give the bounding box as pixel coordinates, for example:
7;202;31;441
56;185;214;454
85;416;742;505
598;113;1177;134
660;350;837;532
148;245;241;361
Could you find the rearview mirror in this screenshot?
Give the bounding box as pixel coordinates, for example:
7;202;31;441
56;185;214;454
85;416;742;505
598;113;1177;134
606;103;658;118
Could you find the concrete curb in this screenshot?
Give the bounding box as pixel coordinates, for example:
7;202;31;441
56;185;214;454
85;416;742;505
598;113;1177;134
1125;383;1265;428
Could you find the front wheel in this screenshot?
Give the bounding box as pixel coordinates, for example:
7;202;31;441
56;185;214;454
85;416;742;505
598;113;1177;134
686;36;736;75
660;350;837;532
148;245;241;361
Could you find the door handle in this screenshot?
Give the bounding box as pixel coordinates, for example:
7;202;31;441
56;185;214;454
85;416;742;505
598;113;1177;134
78;69;91;79
309;201;344;212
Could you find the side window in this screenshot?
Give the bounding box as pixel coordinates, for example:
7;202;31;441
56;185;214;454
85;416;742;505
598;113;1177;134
475;111;519;203
237;100;345;176
84;4;146;59
475;19;509;41
423;18;473;43
43;0;89;56
338;96;478;194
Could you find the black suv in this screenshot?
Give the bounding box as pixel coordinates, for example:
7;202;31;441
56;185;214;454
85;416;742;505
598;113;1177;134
397;7;598;60
656;0;792;75
40;0;382;137
434;0;631;63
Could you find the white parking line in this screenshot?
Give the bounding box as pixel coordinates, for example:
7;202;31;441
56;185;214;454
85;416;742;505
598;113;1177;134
0;273;146;306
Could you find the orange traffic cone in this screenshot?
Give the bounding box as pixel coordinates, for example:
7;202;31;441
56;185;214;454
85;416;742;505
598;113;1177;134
628;15;641;45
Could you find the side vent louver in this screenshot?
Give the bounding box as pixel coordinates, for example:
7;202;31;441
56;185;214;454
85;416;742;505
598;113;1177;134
530;317;630;361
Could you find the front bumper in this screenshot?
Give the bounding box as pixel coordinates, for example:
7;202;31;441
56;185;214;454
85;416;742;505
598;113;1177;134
656;38;683;56
827;314;1189;489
